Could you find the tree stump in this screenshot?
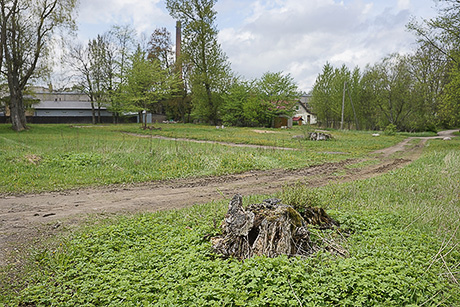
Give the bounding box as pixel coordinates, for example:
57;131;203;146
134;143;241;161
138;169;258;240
211;194;342;260
308;132;332;141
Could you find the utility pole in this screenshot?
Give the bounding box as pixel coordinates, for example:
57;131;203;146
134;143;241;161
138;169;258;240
341;81;346;130
347;85;360;130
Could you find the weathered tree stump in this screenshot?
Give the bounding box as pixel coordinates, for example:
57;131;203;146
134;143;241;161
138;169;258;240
211;194;342;260
308;132;332;141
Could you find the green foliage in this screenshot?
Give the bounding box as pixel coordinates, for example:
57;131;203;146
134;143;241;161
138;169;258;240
256;71;301;121
166;0;231;124
439;65;460;128
220;72;301;127
220;79;269;127
118;47;181;127
311;43;457;132
383;123;397;136
310;64;363;129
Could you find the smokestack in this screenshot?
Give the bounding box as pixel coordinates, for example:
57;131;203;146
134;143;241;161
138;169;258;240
175;21;182;78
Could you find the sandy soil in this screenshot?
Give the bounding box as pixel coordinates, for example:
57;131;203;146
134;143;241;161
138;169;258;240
0;130;457;267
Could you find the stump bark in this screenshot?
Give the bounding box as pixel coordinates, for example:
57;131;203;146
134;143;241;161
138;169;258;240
308;132;332;141
211;194;341;260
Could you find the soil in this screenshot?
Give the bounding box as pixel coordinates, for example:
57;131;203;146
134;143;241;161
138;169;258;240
0;130;457;267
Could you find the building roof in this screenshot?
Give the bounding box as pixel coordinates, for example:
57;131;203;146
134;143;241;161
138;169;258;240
34;100;107;110
297;97;315;115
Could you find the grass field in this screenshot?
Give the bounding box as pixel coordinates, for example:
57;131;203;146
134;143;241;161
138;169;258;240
1;124;458;306
0;123;409;194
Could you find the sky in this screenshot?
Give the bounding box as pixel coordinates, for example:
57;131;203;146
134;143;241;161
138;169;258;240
76;0;439;92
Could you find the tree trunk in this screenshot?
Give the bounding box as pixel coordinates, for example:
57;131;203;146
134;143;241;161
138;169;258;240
8;78;27;131
138;111;143;126
90;101;96;124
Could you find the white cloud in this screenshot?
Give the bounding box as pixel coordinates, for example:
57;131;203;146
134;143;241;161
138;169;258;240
397;0;411;10
77;0;173;41
216;0;436;91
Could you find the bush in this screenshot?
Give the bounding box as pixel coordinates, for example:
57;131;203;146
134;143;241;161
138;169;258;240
425;122;437;133
384;123;397;136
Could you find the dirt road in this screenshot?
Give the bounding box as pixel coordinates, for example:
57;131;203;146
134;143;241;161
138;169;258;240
0;130;457;266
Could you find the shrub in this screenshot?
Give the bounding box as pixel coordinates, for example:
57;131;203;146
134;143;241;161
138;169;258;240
384;123;397;136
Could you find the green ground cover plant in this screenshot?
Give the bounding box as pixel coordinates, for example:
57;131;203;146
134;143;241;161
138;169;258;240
0;124;405;193
2;137;459;306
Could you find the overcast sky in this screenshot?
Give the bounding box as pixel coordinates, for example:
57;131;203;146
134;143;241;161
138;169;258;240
76;0;439;92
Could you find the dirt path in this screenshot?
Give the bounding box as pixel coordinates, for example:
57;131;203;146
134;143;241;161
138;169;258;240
0;130;457;267
123;132;298;151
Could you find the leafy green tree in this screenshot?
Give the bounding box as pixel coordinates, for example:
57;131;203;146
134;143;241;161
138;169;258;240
220;72;301;127
439;64;460;127
119;47;181;128
220;79;265;127
106;24;137;123
256;71;301;126
361;54;416;130
407;44;449;130
0;0;78;131
408;0;460;127
166;0;231;124
310;64;359;128
310;63;335;127
359;65;381;130
220;79;249;126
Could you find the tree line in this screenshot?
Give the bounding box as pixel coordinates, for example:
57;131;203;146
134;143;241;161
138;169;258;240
311;0;460;131
2;0;459;131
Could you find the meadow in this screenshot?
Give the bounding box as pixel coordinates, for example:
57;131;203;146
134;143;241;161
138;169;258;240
0;123;409;194
0;124;458;306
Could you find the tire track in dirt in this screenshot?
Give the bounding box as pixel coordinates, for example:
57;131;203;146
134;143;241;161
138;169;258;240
0;130;457;267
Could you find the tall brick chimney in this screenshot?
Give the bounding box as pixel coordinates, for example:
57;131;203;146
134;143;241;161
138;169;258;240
176;21;182;78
